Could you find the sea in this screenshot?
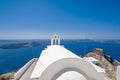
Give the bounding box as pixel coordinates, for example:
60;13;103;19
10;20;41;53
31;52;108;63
0;40;120;75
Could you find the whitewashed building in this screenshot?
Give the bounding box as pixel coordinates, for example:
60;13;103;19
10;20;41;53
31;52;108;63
14;34;109;80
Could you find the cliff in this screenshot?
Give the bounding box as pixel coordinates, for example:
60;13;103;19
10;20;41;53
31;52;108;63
0;72;14;80
85;48;120;80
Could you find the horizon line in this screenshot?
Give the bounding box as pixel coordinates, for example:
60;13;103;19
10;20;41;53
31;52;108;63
0;38;120;40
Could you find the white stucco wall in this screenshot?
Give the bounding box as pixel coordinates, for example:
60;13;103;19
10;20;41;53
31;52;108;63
30;45;108;80
30;45;79;79
14;58;38;80
117;66;120;80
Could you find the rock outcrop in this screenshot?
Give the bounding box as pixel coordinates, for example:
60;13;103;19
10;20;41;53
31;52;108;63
85;48;120;80
0;72;14;80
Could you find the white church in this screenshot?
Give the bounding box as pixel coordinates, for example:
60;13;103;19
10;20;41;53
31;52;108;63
14;34;110;80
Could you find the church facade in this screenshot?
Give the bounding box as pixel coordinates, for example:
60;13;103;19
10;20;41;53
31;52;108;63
14;35;109;80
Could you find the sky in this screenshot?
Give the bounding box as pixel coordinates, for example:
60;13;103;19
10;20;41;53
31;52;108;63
0;0;120;39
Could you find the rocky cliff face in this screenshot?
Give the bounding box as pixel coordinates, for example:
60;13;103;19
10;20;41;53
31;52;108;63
85;48;120;80
0;72;14;80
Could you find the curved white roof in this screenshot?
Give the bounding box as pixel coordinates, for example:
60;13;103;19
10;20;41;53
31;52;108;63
30;45;80;79
15;35;109;80
30;45;109;80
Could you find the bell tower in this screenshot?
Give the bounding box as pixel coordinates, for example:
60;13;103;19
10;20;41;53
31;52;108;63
51;34;60;45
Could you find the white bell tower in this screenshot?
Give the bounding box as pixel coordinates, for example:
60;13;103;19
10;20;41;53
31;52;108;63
51;34;60;45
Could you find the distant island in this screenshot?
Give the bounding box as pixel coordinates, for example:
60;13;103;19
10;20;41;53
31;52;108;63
99;40;120;44
0;39;120;49
69;39;120;44
0;42;42;49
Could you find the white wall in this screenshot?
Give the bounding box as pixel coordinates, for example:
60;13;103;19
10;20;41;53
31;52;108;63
117;66;120;80
14;58;38;80
30;45;109;80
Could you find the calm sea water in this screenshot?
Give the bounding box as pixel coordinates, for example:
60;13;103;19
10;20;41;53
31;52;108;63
0;40;120;74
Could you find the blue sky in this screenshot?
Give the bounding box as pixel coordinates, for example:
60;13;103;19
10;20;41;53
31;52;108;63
0;0;120;39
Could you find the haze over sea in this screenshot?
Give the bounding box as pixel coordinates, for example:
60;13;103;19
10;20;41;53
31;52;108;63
0;39;120;75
